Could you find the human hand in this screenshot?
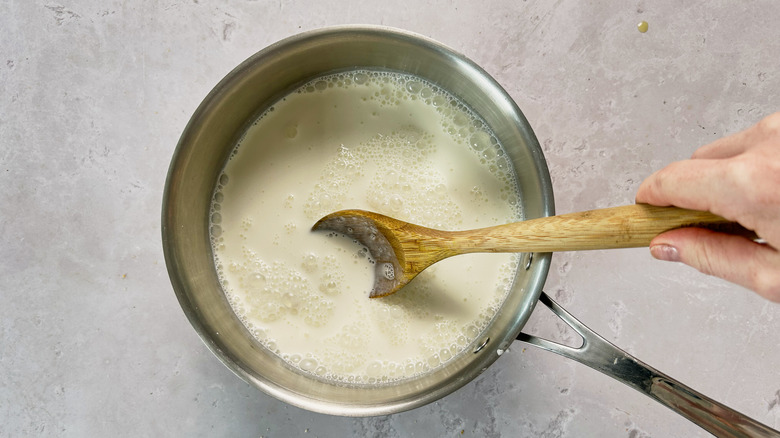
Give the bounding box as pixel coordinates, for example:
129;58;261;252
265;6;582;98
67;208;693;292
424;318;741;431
636;113;780;302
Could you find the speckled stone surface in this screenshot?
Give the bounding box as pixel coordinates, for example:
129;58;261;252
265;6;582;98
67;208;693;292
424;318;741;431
2;1;779;436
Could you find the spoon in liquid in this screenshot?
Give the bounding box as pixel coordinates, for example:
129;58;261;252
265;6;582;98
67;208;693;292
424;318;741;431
312;204;753;298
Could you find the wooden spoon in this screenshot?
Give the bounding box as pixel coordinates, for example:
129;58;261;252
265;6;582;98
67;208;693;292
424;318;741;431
312;204;750;298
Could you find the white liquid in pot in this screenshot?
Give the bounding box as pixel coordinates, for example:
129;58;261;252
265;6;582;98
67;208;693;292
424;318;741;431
210;70;523;384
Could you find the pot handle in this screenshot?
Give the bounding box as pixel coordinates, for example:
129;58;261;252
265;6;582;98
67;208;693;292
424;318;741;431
516;291;780;438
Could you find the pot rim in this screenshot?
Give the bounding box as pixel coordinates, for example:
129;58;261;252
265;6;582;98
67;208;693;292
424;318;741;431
162;24;554;416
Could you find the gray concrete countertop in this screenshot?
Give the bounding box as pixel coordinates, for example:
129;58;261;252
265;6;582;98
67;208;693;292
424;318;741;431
3;1;779;436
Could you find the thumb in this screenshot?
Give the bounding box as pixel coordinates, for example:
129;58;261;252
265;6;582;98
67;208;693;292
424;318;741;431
648;228;780;302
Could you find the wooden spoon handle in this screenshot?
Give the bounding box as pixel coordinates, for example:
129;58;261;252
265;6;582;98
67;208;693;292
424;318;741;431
451;204;753;253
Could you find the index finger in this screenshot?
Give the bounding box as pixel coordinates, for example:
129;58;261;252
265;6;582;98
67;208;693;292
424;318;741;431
635;158;735;219
692;129;752;159
693;112;780;159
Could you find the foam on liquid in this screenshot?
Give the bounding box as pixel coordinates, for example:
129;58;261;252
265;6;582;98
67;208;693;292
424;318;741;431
210;70;523;385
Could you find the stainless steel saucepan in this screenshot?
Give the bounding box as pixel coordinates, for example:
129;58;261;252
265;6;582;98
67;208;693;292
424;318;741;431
161;25;778;436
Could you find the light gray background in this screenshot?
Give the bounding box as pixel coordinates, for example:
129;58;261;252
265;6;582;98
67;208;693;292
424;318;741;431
2;1;779;437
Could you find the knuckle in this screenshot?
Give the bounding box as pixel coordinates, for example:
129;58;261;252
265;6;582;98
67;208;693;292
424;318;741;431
756;112;780;138
696;257;717;278
751;265;780;302
725;157;756;192
690;245;718;278
639;168;672;205
648;171;667;199
654;163;682;191
727;155;780;210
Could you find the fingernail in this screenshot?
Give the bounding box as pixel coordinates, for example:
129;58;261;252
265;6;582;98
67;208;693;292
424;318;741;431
650;244;680;262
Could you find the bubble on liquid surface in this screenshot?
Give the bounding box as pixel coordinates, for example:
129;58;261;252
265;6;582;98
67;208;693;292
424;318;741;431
470;131;491;151
382;263;395;280
301;253;318;272
405;80;422;94
366;361;383;377
300;358;318;371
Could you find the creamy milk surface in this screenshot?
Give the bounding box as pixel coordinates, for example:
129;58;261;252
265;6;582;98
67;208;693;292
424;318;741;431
211;70;523;384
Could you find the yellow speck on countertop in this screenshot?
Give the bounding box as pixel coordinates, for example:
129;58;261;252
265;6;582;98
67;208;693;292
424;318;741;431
637;21;649;33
